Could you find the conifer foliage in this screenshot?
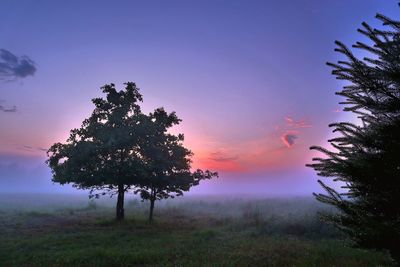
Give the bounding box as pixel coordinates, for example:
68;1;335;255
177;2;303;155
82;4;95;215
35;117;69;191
307;14;400;263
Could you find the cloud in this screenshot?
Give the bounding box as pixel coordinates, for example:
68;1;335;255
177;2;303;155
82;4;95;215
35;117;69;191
208;151;239;162
15;145;48;153
192;115;315;172
0;104;17;113
284;116;312;128
276;116;312;148
194;150;243;172
281;133;298;148
0;49;36;80
0;100;17;113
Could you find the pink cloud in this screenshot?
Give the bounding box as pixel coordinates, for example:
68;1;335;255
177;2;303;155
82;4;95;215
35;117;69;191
189;116;315;173
208;151;239;162
284;116;294;124
196;152;243;172
277;116;312;148
285;116;312;128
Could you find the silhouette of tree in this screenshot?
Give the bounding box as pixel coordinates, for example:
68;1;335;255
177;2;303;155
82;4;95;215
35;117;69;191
47;82;218;222
307;14;400;263
135;108;217;222
47;82;146;221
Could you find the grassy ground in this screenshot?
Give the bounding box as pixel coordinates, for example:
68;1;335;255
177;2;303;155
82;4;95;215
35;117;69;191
0;194;394;266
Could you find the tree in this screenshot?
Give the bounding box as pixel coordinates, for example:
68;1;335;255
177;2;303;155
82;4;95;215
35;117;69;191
47;82;218;222
135;107;218;222
307;13;400;263
47;82;146;221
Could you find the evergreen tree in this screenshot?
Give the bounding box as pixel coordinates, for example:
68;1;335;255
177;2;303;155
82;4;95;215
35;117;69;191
307;14;400;263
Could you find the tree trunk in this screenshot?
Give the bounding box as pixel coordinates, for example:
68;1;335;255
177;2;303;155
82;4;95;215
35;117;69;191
116;184;125;221
149;198;155;223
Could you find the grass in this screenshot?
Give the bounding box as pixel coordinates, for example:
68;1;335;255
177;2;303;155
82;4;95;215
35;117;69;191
0;194;394;266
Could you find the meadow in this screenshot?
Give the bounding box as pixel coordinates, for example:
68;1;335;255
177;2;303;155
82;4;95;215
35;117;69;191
0;194;393;267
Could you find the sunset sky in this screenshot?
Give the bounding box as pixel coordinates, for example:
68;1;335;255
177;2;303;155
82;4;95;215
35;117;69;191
0;0;398;195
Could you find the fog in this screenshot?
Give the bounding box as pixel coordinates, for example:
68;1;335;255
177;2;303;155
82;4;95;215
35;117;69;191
0;153;327;197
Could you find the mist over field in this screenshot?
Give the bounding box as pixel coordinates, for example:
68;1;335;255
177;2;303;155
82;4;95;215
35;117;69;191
0;193;393;266
0;138;339;199
0;153;324;196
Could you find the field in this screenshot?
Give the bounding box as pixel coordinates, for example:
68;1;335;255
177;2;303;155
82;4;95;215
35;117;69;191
0;194;393;267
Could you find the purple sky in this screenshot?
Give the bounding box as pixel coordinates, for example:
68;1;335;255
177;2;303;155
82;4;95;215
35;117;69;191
0;0;398;195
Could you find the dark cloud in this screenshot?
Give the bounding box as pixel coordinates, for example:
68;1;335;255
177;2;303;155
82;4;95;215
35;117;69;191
0;99;17;113
0;49;36;80
281;133;298;148
209;151;239;162
0;100;17;113
0;104;17;113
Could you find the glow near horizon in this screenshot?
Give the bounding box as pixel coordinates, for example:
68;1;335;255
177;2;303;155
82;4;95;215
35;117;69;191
0;0;398;194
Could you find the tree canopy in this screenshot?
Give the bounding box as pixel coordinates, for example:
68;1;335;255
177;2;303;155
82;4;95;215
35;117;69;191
135;107;217;221
47;82;217;221
307;14;400;264
47;82;145;220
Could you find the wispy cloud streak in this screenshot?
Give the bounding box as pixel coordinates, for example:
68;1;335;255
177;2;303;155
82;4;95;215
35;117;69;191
0;104;17;113
15;145;48;153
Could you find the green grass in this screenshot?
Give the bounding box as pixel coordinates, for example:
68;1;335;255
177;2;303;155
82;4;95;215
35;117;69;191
0;194;394;266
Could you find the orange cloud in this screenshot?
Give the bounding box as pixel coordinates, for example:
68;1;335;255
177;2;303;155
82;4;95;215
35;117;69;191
191;133;298;173
185;115;314;174
208;151;239;163
193;149;243;172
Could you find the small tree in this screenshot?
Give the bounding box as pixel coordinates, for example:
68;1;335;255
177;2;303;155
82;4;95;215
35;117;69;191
307;14;400;263
47;82;146;221
135;108;217;222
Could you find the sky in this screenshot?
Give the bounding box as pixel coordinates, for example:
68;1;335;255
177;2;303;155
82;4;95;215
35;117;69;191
0;0;398;195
